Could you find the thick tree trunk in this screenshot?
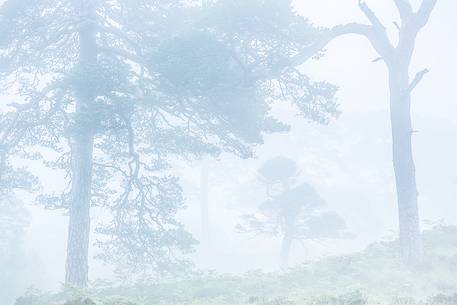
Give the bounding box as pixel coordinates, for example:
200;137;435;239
388;66;423;263
65;0;97;287
65;136;94;286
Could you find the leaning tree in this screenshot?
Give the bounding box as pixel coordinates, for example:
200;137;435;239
0;0;339;286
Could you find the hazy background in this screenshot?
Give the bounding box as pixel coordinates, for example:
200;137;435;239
13;0;457;291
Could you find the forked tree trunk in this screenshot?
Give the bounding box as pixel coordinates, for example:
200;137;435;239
65;0;97;286
321;0;437;264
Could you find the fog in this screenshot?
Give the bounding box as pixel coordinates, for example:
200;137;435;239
1;1;456;305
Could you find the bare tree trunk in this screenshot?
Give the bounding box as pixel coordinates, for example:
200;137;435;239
65;0;97;287
388;65;423;263
316;0;437;264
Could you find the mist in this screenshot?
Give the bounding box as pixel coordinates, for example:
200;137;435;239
1;1;456;305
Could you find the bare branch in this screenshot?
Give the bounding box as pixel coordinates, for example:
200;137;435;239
407;68;430;94
393;21;401;31
358;1;386;30
332;23;395;60
331;23;372;36
394;0;414;21
414;0;438;30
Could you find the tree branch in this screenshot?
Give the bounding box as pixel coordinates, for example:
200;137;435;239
414;0;438;30
358;1;386;30
332;22;395;61
97;24;142;56
355;1;397;59
407;68;430;94
393;21;401;31
8;81;61;110
242;3;399;83
99;46;145;67
251;23;372;80
394;0;414;21
251;21;394;81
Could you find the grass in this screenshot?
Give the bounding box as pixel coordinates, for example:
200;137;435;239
18;225;457;305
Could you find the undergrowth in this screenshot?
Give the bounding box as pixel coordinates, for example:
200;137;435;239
16;225;457;305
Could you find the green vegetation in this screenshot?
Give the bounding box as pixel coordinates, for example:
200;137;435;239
18;225;457;305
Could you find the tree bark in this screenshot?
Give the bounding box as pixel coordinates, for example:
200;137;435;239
65;0;97;287
388;65;423;263
65;136;94;286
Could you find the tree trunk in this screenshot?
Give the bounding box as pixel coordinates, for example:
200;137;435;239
280;232;292;270
325;1;436;264
65;0;97;286
279;181;294;270
388;65;423;263
65;136;94;286
199;161;210;245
